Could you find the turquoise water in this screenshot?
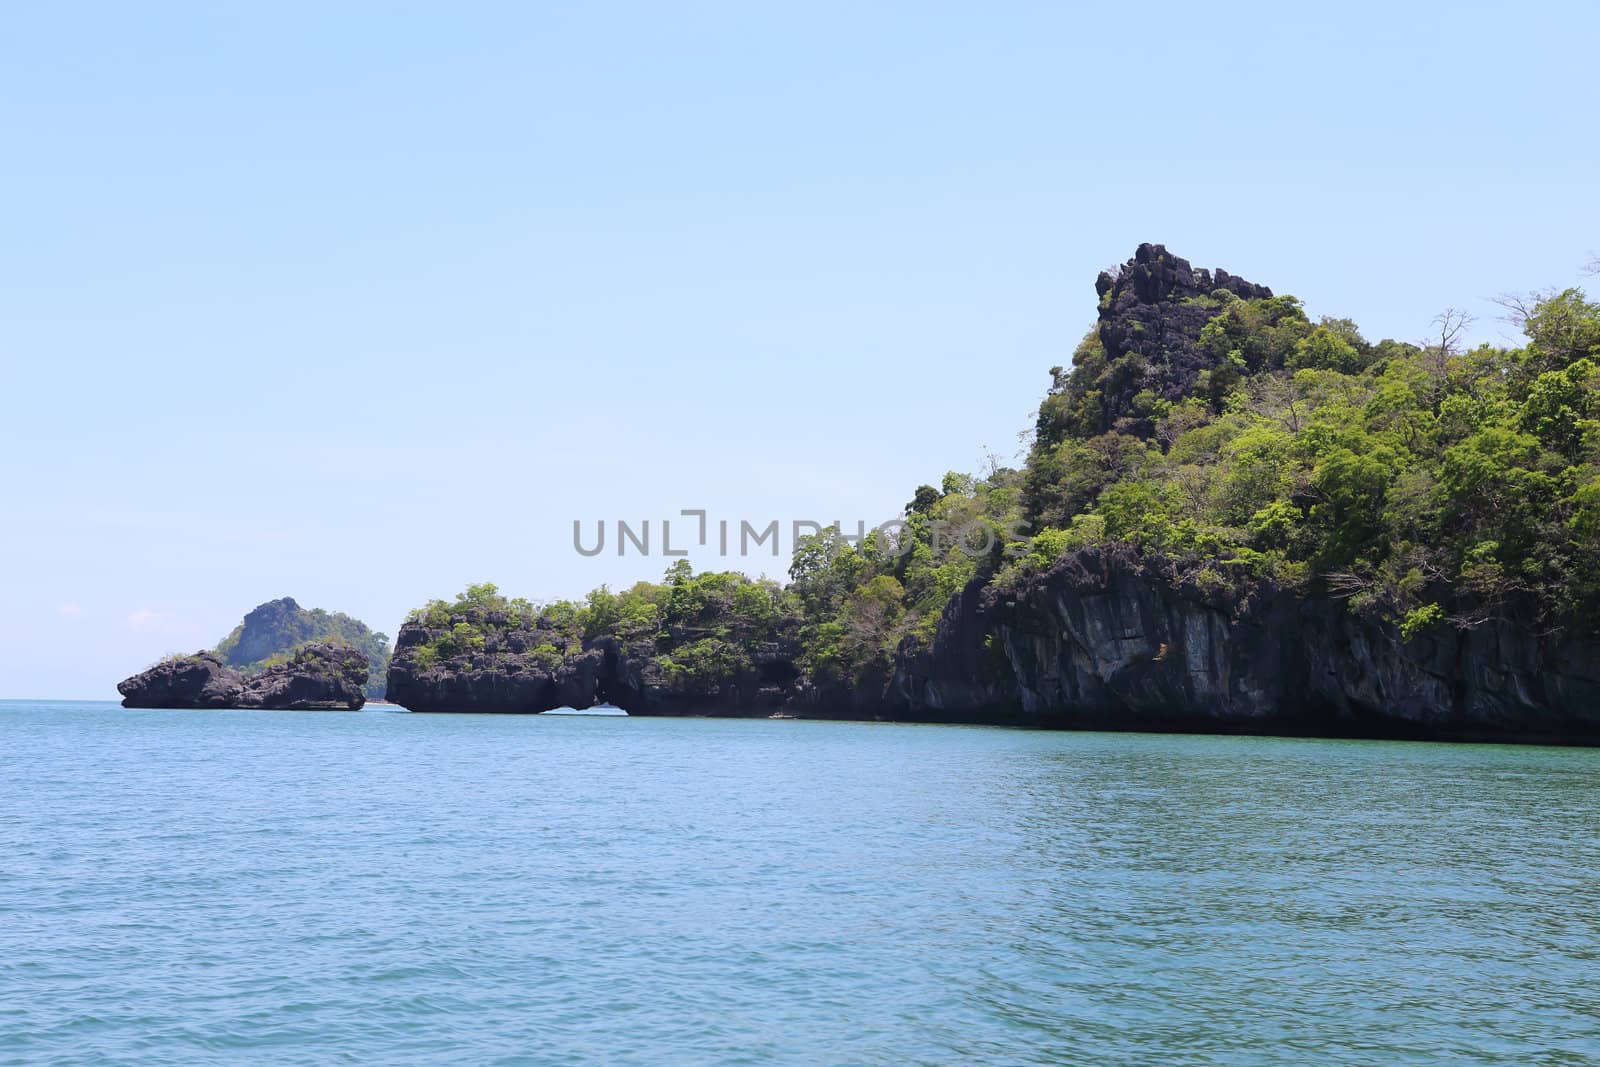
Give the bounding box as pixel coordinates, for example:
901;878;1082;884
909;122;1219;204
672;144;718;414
2;700;1598;1065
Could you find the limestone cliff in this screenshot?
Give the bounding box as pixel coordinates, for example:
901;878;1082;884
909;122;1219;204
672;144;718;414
216;597;391;700
386;608;803;716
385;242;1600;743
887;547;1600;742
386;553;1600;742
118;643;369;710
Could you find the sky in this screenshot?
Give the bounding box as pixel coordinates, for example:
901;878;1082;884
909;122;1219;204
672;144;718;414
2;1;1597;697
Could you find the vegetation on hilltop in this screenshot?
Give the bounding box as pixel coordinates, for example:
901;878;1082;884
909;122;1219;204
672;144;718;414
216;597;391;699
403;567;798;688
1016;286;1600;636
401;253;1600;692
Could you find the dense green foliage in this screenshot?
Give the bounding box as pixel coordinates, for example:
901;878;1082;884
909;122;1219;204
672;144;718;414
787;281;1600;675
407;270;1600;691
405;569;799;685
216;599;391;699
1016;287;1600;631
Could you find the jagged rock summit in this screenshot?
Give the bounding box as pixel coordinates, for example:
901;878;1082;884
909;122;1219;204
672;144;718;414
1095;241;1271;313
117;642;369;710
1081;242;1274;433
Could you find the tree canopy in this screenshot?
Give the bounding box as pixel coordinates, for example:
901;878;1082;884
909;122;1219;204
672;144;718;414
404;265;1600;690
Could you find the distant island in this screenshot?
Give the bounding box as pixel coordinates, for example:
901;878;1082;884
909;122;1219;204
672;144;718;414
215;597;391;700
118;597;390;710
383;244;1600;743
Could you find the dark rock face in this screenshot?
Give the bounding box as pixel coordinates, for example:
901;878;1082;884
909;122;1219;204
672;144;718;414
890;548;1600;743
118;642;367;710
117;653;244;709
216;596;391;700
1090;242;1273;429
385;612;597;714
237;643;369;710
594;635;805;716
386;612;804;715
389;549;1600;743
223;598;316;665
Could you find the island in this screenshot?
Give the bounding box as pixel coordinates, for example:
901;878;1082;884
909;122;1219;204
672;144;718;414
117;597;389;710
385;244;1600;744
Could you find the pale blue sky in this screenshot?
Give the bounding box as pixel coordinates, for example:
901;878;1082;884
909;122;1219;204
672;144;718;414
2;2;1596;697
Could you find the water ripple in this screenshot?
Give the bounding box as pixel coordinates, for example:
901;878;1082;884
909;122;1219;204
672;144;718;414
3;702;1599;1065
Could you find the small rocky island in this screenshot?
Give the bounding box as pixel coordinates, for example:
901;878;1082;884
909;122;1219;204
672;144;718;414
385;245;1600;744
116;597;388;710
216;597;391;700
119;643;369;710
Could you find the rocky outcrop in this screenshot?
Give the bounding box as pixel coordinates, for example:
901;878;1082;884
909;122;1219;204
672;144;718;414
388;551;1600;743
888;547;1600;743
382;242;1600;743
118;642;368;710
385;618;608;714
1085;242;1273;432
117;652;244;709
386;612;803;715
215;597;391;700
221;598;314;665
595;634;804;715
1096;242;1272;387
236;643;369;709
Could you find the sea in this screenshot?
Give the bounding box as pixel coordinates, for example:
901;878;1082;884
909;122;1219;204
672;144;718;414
2;699;1597;1065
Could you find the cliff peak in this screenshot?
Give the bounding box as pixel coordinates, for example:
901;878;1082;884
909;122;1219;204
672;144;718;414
1095;242;1272;308
1035;244;1280;443
214;596;390;699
